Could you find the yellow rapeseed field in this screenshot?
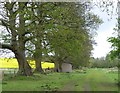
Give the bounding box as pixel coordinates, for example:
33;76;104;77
0;58;54;68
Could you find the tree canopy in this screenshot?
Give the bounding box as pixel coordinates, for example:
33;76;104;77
0;2;102;75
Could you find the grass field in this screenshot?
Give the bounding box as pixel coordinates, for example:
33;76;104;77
0;58;54;68
2;68;119;92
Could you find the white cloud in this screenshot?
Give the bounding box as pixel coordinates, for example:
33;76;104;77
91;0;118;58
92;17;117;58
92;29;114;58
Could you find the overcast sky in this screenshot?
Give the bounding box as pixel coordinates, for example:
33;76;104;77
92;0;118;58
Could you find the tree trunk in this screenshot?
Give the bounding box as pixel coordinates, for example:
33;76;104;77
14;50;33;76
34;58;44;73
59;62;62;72
54;61;61;72
34;46;44;73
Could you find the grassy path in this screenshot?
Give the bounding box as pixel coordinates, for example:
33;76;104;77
59;69;118;91
59;80;76;91
84;82;90;91
2;68;118;91
82;69;118;91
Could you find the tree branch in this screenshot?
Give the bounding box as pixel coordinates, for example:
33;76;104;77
0;43;12;50
0;19;11;33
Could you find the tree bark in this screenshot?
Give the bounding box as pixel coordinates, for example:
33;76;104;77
34;46;44;73
54;61;61;72
34;58;44;73
59;62;62;72
14;50;33;76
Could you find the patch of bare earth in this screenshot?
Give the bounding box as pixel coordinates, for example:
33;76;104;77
84;82;91;91
59;80;77;91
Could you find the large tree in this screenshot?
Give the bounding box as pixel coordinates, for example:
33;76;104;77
0;2;33;76
0;2;102;74
43;2;102;70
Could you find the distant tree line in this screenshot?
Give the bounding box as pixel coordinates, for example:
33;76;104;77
90;54;119;68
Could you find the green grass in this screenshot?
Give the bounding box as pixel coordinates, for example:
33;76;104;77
0;80;2;93
76;68;118;91
2;68;119;91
